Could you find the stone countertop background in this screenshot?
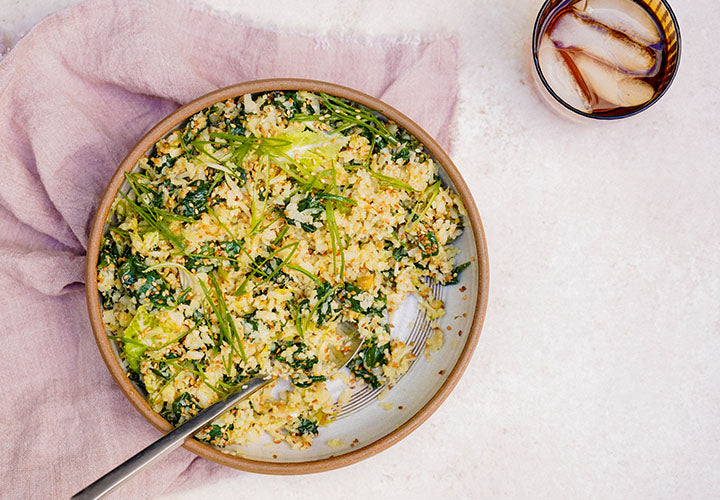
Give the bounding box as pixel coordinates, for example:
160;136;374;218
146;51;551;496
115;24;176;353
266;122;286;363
2;0;718;498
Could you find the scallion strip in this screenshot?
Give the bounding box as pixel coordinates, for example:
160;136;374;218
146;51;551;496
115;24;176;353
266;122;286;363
405;180;442;232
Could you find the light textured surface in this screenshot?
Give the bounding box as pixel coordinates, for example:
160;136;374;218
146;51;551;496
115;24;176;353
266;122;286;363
2;0;718;499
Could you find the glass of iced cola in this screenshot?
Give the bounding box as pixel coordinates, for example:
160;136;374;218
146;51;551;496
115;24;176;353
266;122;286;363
532;0;680;119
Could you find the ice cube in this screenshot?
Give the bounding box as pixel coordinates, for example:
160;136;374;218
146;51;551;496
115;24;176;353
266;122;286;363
574;0;661;46
550;12;656;75
537;35;592;112
573;53;654;107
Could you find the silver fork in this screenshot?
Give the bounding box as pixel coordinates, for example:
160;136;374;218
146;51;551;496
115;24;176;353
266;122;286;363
73;325;362;499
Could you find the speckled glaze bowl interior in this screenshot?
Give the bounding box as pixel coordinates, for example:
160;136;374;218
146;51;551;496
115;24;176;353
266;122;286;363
85;78;489;474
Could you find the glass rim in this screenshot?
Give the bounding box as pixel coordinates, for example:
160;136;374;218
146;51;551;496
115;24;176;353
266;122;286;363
531;0;682;120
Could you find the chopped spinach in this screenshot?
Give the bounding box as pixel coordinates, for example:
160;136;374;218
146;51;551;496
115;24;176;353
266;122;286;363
294;417;319;437
300;222;318;233
196;420;228;444
118;253;171;308
150;153;178;172
348;356;382;389
343;286;367;314
362;341;390;370
222;240;243;257
127;370;147;393
297;298;310;312
150;361;172;381
359;128;387;151
174;180;213;219
446;261;471;285
98;233;123;269
184;243;219;272
242;312;259;332
206;105;224;126
99;290;115;310
222;364;261;386
416;229;439;257
176;287;192;305
161;392;201;425
191;308;205;324
272;338;318;371
225;116;246;136
297;193;324;212
284;192;324;232
253;255;289;285
342;283;386;317
118;254;143;287
272;91;305;118
136;273;171;307
392;146;410;162
207;424;223;440
291;374;327;388
392;245;408;261
343;282;362;295
347;340;391;389
181;129;196;145
136;181;164;209
314;282;338;325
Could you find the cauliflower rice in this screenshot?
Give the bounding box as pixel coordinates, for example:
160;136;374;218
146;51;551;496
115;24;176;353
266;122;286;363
97;90;470;451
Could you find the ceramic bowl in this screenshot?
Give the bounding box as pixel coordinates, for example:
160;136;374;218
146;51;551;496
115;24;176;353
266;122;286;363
85;78;489;474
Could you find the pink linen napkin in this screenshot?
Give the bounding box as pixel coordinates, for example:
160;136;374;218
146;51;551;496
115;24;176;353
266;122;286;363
0;0;458;497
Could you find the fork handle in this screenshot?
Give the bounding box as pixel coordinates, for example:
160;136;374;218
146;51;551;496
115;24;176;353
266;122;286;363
72;376;271;499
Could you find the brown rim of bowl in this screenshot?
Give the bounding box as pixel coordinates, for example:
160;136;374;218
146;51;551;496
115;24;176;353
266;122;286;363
85;78;489;475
